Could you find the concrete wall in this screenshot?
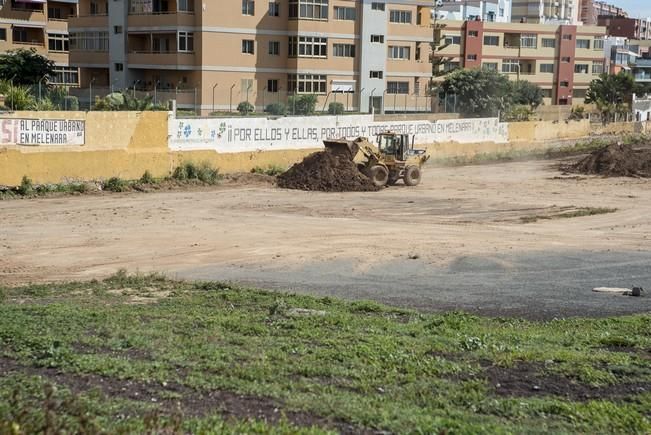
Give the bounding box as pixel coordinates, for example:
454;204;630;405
1;111;650;186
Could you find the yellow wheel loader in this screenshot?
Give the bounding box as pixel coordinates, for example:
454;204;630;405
324;132;430;187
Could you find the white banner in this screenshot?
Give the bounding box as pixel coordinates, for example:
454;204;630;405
168;114;508;153
0;119;85;146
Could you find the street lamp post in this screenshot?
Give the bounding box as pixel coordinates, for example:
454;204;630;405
38;74;48;102
133;80;140;98
212;82;218;114
89;77;96;111
229;83;235;113
154;80;160;106
359;87;365;112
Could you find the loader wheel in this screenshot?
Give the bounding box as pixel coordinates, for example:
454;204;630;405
404;166;421;186
369;165;389;187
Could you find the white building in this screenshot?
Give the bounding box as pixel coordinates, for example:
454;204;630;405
434;0;512;23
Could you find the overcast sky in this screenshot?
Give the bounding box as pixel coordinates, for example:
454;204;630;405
614;0;651;19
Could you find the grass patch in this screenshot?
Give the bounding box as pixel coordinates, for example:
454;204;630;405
0;274;650;433
0;164;222;201
520;207;617;223
251;164;286;177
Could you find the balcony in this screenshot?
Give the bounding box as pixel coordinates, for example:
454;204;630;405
69;14;108;29
127;12;196;28
69;50;110;66
127;51;196;68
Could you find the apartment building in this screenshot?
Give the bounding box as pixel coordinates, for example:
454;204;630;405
435;21;606;104
598;15;651;41
69;0;438;114
0;0;79;86
435;0;512;23
511;0;580;25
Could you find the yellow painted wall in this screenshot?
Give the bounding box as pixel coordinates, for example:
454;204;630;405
1;111;649;186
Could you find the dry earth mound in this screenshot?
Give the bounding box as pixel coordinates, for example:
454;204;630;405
570;143;651;177
277;151;380;192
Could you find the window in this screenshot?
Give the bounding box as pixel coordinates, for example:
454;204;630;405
12;28;28;43
333;43;355;57
593;37;604;50
49;66;79;85
267;79;278;92
542;89;552;98
369;70;383;79
387;81;409;94
242;0;255;15
371;34;384;43
574;64;589;74
467;54;477;60
0;28;6;41
468;30;479;38
288;36;327;57
388;46;410;60
178;0;194;12
499;8;504;17
113;25;122;34
562;34;572;40
542;38;556;48
561;56;570;63
48;34;69;52
115;63;123;72
242;39;255;54
288;0;329;20
502;59;520;73
592;63;604;74
287;73;327;93
69;31;109;51
573;89;586;98
482;62;498;71
520;33;537;48
371;2;385;11
178;32;194;52
268;41;280;55
444;35;461;45
560;81;569;87
389;10;411;24
444;62;460;72
483;35;499;46
334;6;355;20
576;39;590;49
268;1;279;16
48;7;64;19
540;63;554;73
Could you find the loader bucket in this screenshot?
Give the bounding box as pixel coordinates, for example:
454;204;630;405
323;139;360;160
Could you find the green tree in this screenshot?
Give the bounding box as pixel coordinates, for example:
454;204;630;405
288;94;317;115
440;69;511;117
508;80;544;109
585;71;634;123
0;49;55;86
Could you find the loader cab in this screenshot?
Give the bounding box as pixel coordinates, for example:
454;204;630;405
377;133;411;161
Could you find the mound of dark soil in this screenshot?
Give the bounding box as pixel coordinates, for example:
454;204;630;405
277;151;380;192
570;143;651;177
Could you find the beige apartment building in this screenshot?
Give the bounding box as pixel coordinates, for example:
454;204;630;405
0;0;79;86
436;20;606;105
69;0;438;113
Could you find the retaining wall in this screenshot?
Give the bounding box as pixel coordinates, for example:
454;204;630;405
1;111;649;186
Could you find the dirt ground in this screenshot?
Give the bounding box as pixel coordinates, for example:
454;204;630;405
2;158;651;318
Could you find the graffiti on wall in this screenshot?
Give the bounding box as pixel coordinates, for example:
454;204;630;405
0;119;85;146
168;115;508;152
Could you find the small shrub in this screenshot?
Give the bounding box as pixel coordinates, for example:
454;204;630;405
140;170;155;184
17;176;34;195
328;102;345;115
288;94;318;115
63;96;80;111
251;164;285;176
103;177;128;192
569;105;586;121
237;101;255;115
265;103;286;116
172;162;220;184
